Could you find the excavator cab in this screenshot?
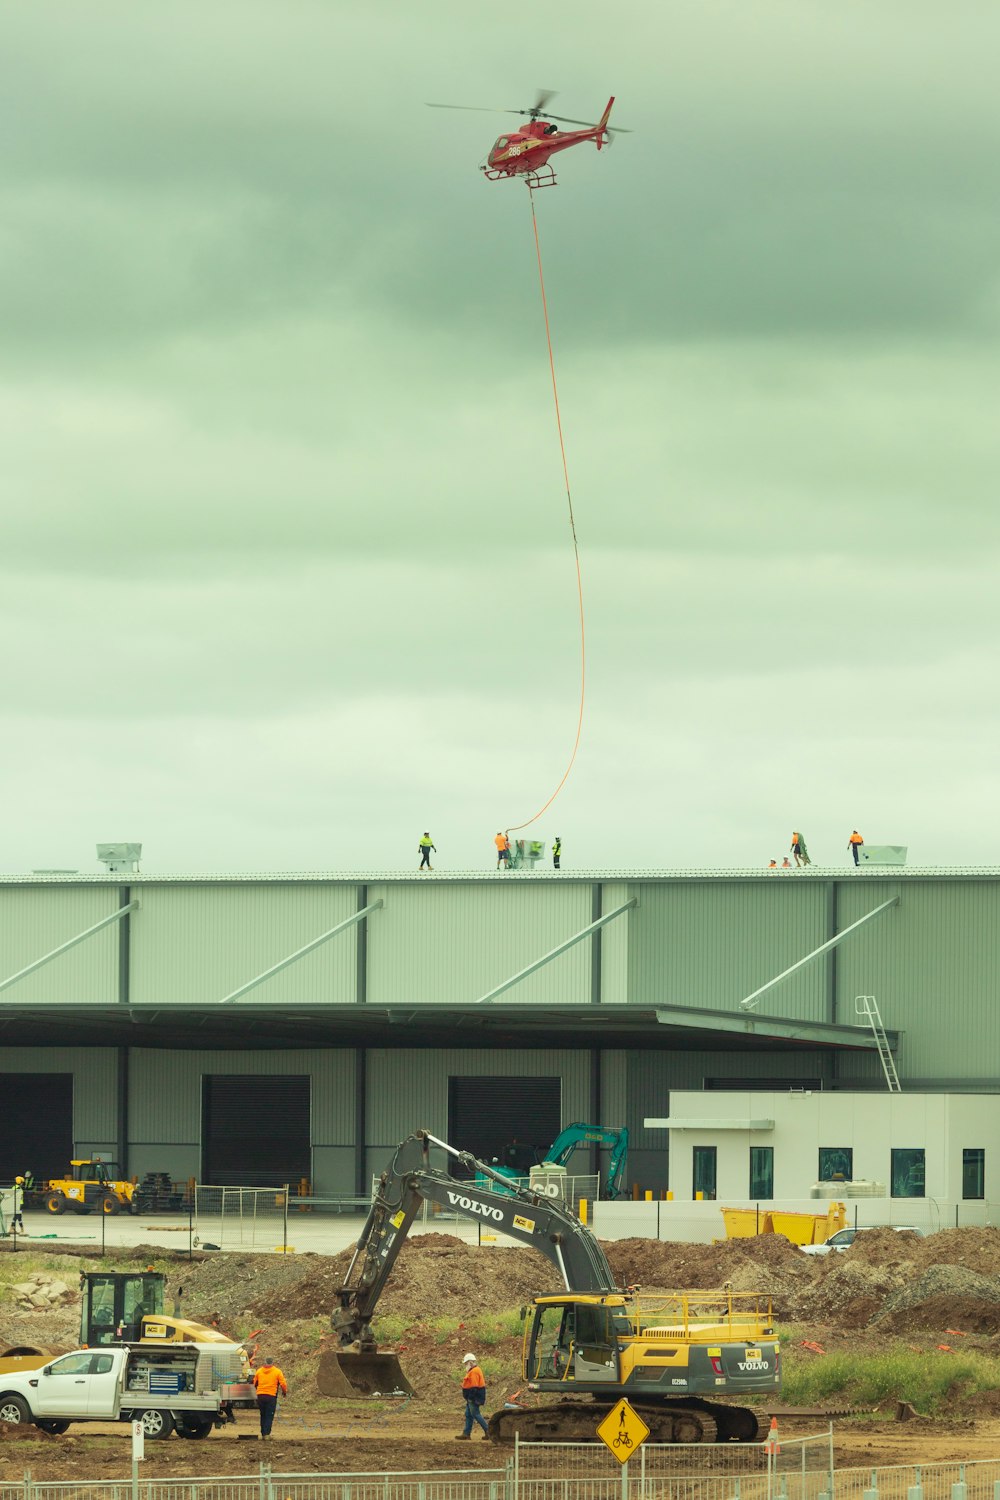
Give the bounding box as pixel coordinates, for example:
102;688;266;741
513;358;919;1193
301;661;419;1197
81;1272;165;1346
525;1298;621;1385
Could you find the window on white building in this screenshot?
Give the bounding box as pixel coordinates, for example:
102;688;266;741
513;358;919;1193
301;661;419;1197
693;1145;717;1200
749;1146;773;1200
890;1148;925;1198
818;1146;853;1181
963;1148;985;1200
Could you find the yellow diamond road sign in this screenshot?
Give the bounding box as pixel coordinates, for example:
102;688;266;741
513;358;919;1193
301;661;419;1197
596;1399;650;1463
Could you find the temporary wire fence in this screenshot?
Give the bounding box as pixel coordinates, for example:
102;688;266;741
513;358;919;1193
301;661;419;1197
6;1456;1000;1500
0;1471;506;1500
193;1186;290;1251
513;1430;833;1500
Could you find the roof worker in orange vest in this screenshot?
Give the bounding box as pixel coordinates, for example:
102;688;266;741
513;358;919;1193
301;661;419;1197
456;1352;489;1440
251;1355;288;1438
495;831;510;870
790;832;810;868
848;830;864;867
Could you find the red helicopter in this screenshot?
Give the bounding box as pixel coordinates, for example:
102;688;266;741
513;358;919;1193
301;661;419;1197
427;90;627;188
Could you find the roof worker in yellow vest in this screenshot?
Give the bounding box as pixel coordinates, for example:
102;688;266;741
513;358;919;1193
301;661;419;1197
418;832;436;871
552;836;562;870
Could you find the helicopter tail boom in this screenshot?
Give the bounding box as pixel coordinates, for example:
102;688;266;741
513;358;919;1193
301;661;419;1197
595;97;614;149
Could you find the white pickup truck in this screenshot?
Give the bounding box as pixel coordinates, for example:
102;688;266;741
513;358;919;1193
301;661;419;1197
0;1341;249;1439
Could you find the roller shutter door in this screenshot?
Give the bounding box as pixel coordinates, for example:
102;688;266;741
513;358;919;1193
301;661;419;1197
202;1075;310;1187
448;1075;561;1175
0;1073;73;1183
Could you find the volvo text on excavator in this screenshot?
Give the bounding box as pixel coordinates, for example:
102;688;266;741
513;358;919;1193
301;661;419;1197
321;1131;779;1443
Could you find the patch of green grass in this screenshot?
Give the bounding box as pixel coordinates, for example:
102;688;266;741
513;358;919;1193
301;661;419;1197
781;1346;1000;1413
469;1309;524;1346
430;1315;462;1344
371;1314;410;1344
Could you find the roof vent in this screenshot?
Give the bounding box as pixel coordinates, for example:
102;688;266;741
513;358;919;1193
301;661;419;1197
97;842;142;873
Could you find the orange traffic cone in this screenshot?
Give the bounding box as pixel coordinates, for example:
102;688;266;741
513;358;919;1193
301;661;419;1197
765;1417;781;1456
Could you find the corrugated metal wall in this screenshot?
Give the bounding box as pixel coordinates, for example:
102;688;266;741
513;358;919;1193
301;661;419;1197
836;880;1000;1080
130;884;357;1006
0;1046;116;1141
365;882;592;1006
129;1048;356;1143
628;880;831;1018
365;1048;592;1154
0;889;120;1004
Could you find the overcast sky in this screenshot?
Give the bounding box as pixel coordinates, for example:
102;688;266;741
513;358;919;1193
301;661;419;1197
3;1;999;875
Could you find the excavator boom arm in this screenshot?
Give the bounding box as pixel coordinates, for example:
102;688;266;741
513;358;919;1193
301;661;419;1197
333;1131;616;1349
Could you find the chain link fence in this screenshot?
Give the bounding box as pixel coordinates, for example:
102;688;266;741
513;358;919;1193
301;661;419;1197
193;1186;290;1251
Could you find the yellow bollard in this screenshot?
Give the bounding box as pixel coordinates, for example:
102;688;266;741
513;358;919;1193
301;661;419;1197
579;1199;588;1225
666;1190;674;1200
644;1190;652;1201
695;1191;703;1201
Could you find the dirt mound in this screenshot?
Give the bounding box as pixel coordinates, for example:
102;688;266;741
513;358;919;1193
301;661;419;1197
801;1258;911;1325
848;1228;1000;1276
0;1420;57;1441
879;1297;1000;1336
602;1235;816;1318
267;1237;551;1323
872;1266;1000;1333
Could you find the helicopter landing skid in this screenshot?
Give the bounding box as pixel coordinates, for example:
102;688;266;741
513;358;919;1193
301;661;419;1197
524;166;557;191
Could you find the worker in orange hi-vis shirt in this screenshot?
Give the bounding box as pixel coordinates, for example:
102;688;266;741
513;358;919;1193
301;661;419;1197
848;830;864;866
251;1356;288;1438
494;831;510;870
456;1353;489;1440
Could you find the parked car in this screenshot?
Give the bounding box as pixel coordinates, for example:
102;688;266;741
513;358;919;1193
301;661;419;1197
802;1225;925;1256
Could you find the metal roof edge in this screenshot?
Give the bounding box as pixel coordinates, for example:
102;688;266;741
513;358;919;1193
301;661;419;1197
0;867;998;885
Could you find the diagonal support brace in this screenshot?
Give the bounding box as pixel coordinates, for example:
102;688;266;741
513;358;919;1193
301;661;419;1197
476;897;637;1005
218;900;384;1004
0;900;139;996
739;895;900;1011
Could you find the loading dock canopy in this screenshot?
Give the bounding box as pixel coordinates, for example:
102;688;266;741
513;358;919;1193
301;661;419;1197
0;1001;897;1052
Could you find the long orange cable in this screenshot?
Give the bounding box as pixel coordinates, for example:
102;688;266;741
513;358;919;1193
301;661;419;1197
506;187;586;838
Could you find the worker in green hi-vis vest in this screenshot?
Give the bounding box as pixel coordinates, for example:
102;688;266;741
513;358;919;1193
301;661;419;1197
552;836;562;871
418;832;436;872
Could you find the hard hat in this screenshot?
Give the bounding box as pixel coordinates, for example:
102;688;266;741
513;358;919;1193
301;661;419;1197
463;1352;477;1365
15;1176;24;1184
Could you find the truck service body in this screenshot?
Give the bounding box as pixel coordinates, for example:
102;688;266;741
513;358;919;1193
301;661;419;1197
0;1341;251;1439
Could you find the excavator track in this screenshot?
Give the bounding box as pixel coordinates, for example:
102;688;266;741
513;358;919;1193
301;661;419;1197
489;1399;732;1444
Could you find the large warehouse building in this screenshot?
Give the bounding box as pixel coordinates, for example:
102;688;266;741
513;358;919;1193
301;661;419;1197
1;866;997;1206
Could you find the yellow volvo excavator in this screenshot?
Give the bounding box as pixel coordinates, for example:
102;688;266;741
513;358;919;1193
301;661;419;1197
321;1131;780;1444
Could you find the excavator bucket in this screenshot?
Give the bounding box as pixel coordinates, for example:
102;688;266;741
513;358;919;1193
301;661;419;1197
317;1348;416;1399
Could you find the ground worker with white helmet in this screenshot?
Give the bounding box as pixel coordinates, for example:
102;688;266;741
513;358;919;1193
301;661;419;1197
456;1352;489;1440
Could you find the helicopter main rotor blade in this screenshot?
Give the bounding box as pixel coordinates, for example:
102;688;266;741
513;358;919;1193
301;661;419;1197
426;102;523;114
527;111;634;131
535;112;604;127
